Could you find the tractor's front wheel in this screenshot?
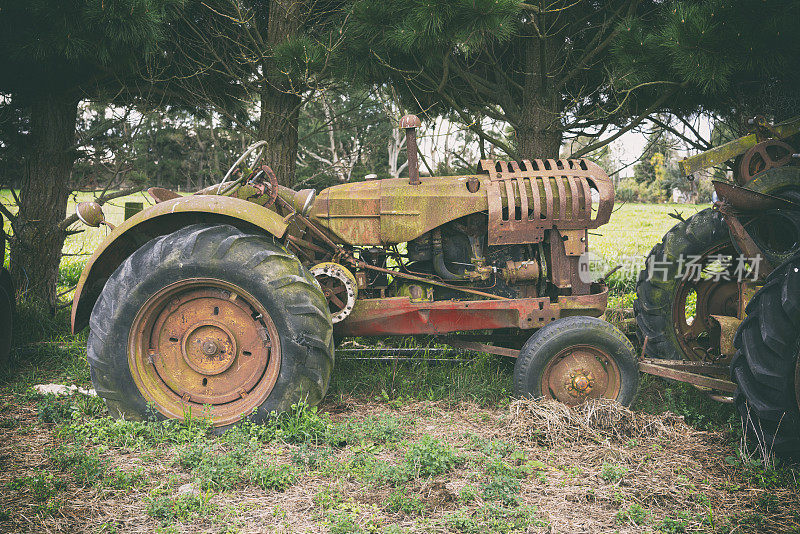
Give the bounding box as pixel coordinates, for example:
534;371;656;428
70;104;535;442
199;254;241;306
513;316;639;406
87;224;334;430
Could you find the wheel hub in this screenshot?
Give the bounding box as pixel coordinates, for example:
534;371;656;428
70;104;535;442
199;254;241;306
181;322;237;376
568;371;595;395
543;346;619;405
128;279;281;426
671;243;740;362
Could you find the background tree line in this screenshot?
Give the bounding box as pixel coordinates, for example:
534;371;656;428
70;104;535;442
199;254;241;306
1;0;799;309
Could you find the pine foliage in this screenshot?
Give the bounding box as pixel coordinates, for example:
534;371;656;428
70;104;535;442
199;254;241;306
612;0;800;122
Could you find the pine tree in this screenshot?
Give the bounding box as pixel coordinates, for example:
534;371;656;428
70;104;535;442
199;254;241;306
611;0;800;131
336;0;668;160
163;0;348;185
0;0;183;308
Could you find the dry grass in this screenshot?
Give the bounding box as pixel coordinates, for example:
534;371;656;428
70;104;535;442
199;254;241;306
508;397;685;446
1;390;798;534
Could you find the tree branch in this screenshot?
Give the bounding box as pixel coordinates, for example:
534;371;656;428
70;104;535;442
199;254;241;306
59;187;144;230
570;82;687;158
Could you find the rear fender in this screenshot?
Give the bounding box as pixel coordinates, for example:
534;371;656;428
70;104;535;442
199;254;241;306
71;195;289;333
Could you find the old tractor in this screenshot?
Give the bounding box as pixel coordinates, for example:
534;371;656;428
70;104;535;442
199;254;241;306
635;116;800;458
71;115;637;430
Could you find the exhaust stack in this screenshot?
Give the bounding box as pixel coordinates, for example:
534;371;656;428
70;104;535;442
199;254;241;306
400;114;421;185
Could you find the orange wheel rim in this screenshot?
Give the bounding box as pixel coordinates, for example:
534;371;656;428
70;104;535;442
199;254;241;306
540;345;621;405
128;278;281;427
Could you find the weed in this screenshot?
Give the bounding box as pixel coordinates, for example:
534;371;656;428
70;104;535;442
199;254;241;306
615;503;649;526
357;414;411;444
194;451;241;491
326;501;383;534
146;491;217;525
326;414;410;448
59;258;84;287
66;415;211;449
33;498;65;516
656;511;695;533
291;443;334;469
484;456;526;478
245;463;297;491
385;488;425;515
523;459;547;473
458;484;478;503
480;455;527;505
633;375;737;431
98;521;123;533
377;388;405;410
404;435;463;478
444;504;547;533
106;467;146;491
313;487;343;510
366;460;411;486
481;475;522;506
479;439;517;457
50;443;106;487
724;449;800;489
271;403;330;444
329;351;514;407
327;510;364;534
600;462;629;483
74;393;106;418
37;394;74;424
177;441;210;470
11;473;63;501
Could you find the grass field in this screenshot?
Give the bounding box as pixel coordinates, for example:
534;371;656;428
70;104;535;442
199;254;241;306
0;197;798;533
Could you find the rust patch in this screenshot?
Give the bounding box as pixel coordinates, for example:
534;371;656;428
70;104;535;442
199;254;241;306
480;159;614;246
541;345;621;405
337;288;607;337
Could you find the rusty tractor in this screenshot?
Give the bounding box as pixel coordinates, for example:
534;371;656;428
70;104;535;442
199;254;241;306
71;115;639;430
635;116;800;458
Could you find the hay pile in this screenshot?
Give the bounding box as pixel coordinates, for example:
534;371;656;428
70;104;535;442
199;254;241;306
508;397;684;446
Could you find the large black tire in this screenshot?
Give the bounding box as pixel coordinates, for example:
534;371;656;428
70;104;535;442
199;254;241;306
731;256;800;459
87;224;334;430
635;208;732;360
513;316;639;407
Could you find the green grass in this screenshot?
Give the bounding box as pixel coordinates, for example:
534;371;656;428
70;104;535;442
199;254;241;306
591;202;704;262
2;199;797;533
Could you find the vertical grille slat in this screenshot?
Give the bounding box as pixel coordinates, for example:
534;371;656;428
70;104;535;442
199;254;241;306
479;158;614;245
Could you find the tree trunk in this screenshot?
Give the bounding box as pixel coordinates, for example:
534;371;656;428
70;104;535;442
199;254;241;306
11;95;78;310
258;0;303;187
516;33;563;159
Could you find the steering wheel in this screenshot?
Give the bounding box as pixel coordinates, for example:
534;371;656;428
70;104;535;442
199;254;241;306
246;165;279;208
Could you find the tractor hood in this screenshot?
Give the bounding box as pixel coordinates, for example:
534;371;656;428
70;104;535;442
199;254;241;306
308;159;614;246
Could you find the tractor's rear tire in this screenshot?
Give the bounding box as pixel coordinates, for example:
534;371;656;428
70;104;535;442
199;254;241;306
635;208;733;360
87;224;334;430
513;316;639;407
731;256;800;460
